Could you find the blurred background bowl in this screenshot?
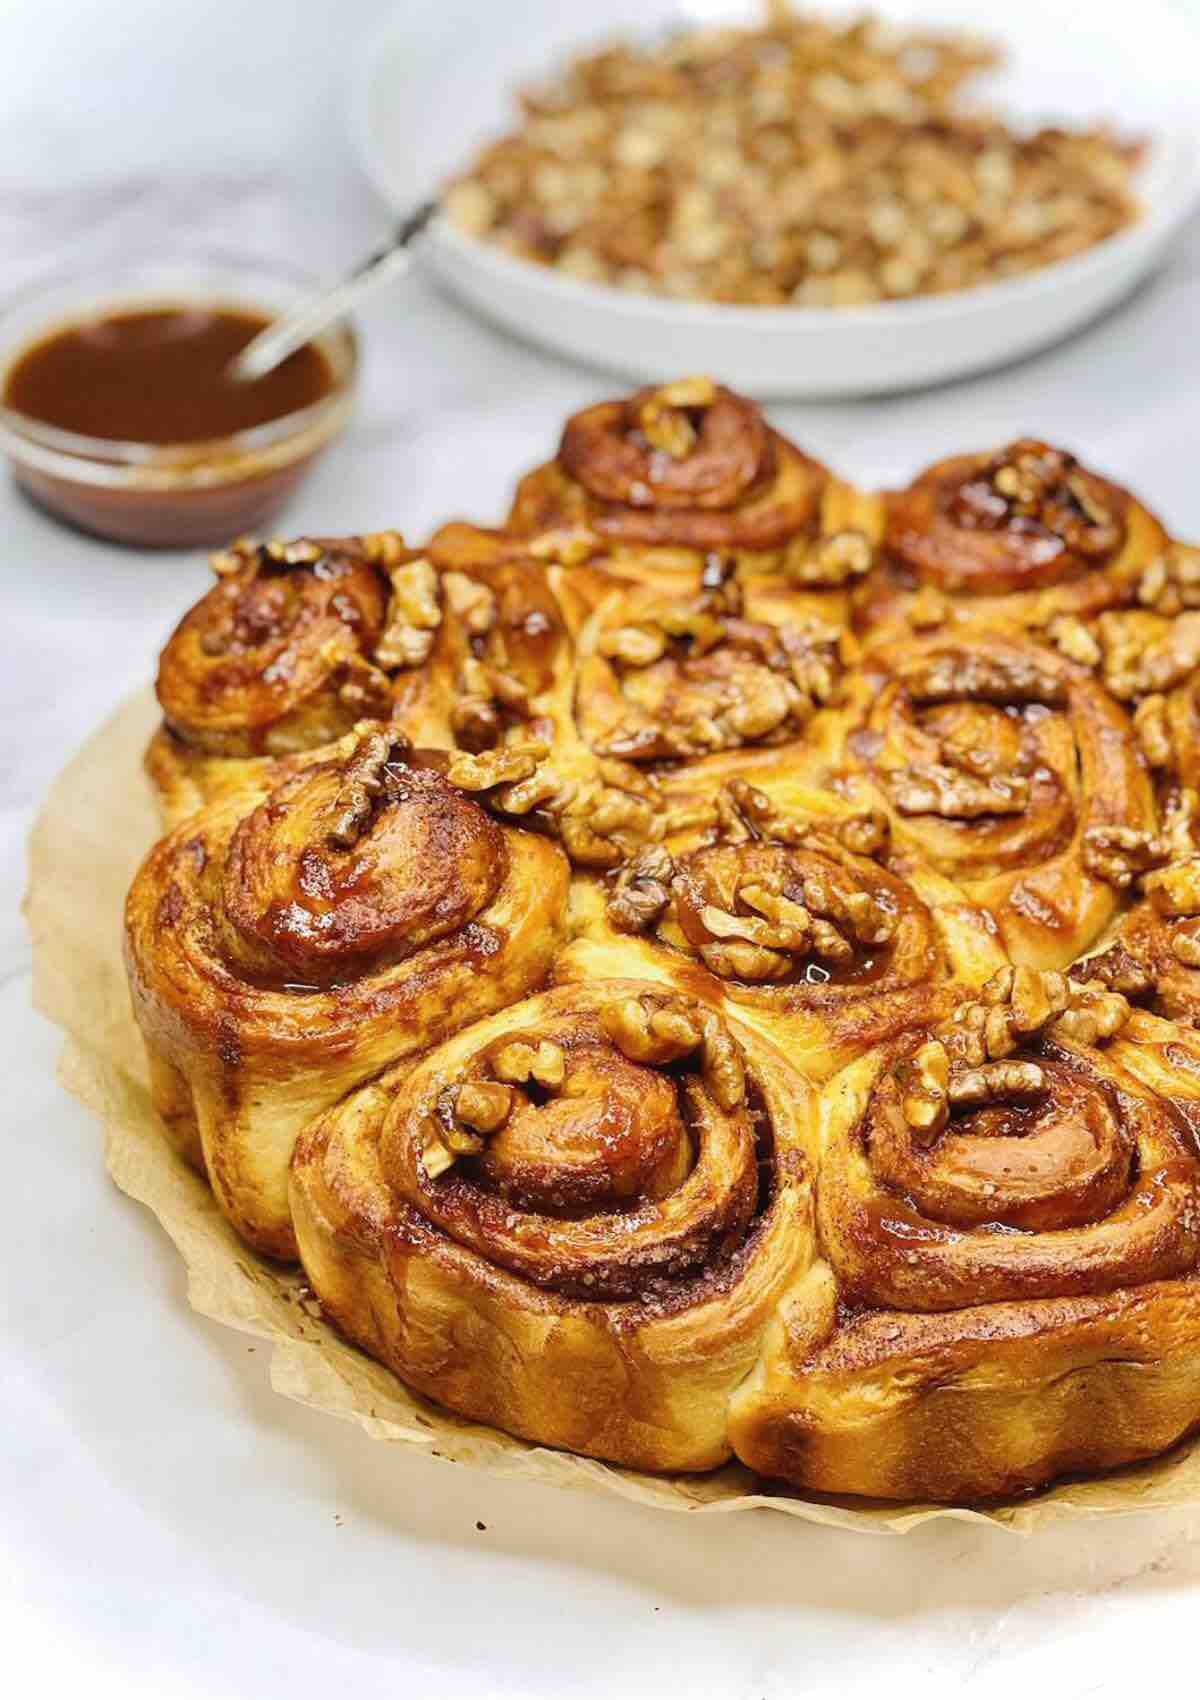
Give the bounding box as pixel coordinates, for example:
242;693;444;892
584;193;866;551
352;0;1200;398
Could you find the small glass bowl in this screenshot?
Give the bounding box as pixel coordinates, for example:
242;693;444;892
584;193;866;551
0;252;358;547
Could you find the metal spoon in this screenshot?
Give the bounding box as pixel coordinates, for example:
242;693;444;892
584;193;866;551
228;200;437;383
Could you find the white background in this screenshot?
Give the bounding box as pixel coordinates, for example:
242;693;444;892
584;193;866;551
6;3;1200;1695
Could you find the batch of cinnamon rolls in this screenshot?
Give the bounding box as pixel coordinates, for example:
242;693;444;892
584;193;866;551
125;376;1200;1503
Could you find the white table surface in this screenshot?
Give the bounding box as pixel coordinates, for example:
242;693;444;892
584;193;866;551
7;3;1200;1695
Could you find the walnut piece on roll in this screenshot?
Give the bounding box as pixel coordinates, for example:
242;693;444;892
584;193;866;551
125;723;570;1258
560;779;1007;1082
290;981;825;1473
858;438;1168;643
730;969;1200;1501
505;377;882;612
808;627;1159;969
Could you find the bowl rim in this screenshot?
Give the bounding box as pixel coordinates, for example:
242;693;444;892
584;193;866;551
0;247;359;477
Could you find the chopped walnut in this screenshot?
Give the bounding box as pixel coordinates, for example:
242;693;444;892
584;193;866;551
325;726;411;848
1051;979;1131;1045
899;649;1066;707
491;1039;566;1089
1145;855;1200;918
359;530;410;568
375;558;442;670
1082;825;1170;889
1047;614;1102;668
446;742;549;795
1135;695;1172;768
261;537;325;567
1171;923;1200;967
447;14;1139;308
453;1081;516;1134
942;966;1070;1065
527;527;599;566
323;645;395;718
1074;946;1154;1000
1138;545;1200;616
607;845;676;934
424;1080;518;1177
443;571;498;638
600;994;745;1111
887;761;1028;818
783;528;874;587
907;586;949;630
948;1059;1046;1105
636;377;717;458
1098;609;1200;701
899;1039;950;1144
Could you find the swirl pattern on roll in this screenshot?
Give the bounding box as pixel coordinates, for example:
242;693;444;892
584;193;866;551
125;723;570;1256
289;981;820;1471
506;377;881;603
858;439;1168;639
811;628;1158;968
730;970;1200;1500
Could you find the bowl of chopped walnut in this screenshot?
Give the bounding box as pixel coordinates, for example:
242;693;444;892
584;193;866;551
353;0;1200;396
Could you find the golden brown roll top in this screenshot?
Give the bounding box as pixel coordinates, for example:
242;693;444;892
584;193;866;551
562;779;1007;1081
809;628;1158;968
290;981;821;1472
506;377;881;599
125;723;570;1257
730;969;1200;1500
859;438;1168;638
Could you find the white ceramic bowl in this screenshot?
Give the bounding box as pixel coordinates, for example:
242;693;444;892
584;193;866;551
352;0;1200;398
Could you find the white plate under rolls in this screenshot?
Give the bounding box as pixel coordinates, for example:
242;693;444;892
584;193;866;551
351;0;1200;399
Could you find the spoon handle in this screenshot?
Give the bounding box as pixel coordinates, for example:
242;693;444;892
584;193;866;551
230;200;438;383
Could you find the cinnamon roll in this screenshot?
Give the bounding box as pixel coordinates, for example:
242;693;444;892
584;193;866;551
506;377;882;616
146;530;573;827
289;982;823;1472
808;628;1158;969
730;970;1200;1501
859;439;1168;640
125;724;570;1257
562;780;1007;1082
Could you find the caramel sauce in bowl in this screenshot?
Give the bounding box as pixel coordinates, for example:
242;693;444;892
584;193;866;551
0;255;357;546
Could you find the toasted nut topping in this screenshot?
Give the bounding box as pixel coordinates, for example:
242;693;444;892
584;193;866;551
325;726;412;848
948;1059;1045;1105
1082;825;1170;890
492;1040;566;1089
446;15;1138;308
1138;545;1200;616
1146;855;1200;918
607;845;676;934
600;994;745;1110
784;528;873;587
1047;614;1102;668
887;761;1028;819
454;1081;516;1134
375;558;442;670
900;1039;949;1144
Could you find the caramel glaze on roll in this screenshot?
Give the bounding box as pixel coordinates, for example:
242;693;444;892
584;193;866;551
147;529;575;828
730;970;1200;1501
561;779;1006;1083
858;439;1168;642
505;376;883;617
803;628;1158;970
290;981;823;1473
123;390;1200;1505
125;723;569;1257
